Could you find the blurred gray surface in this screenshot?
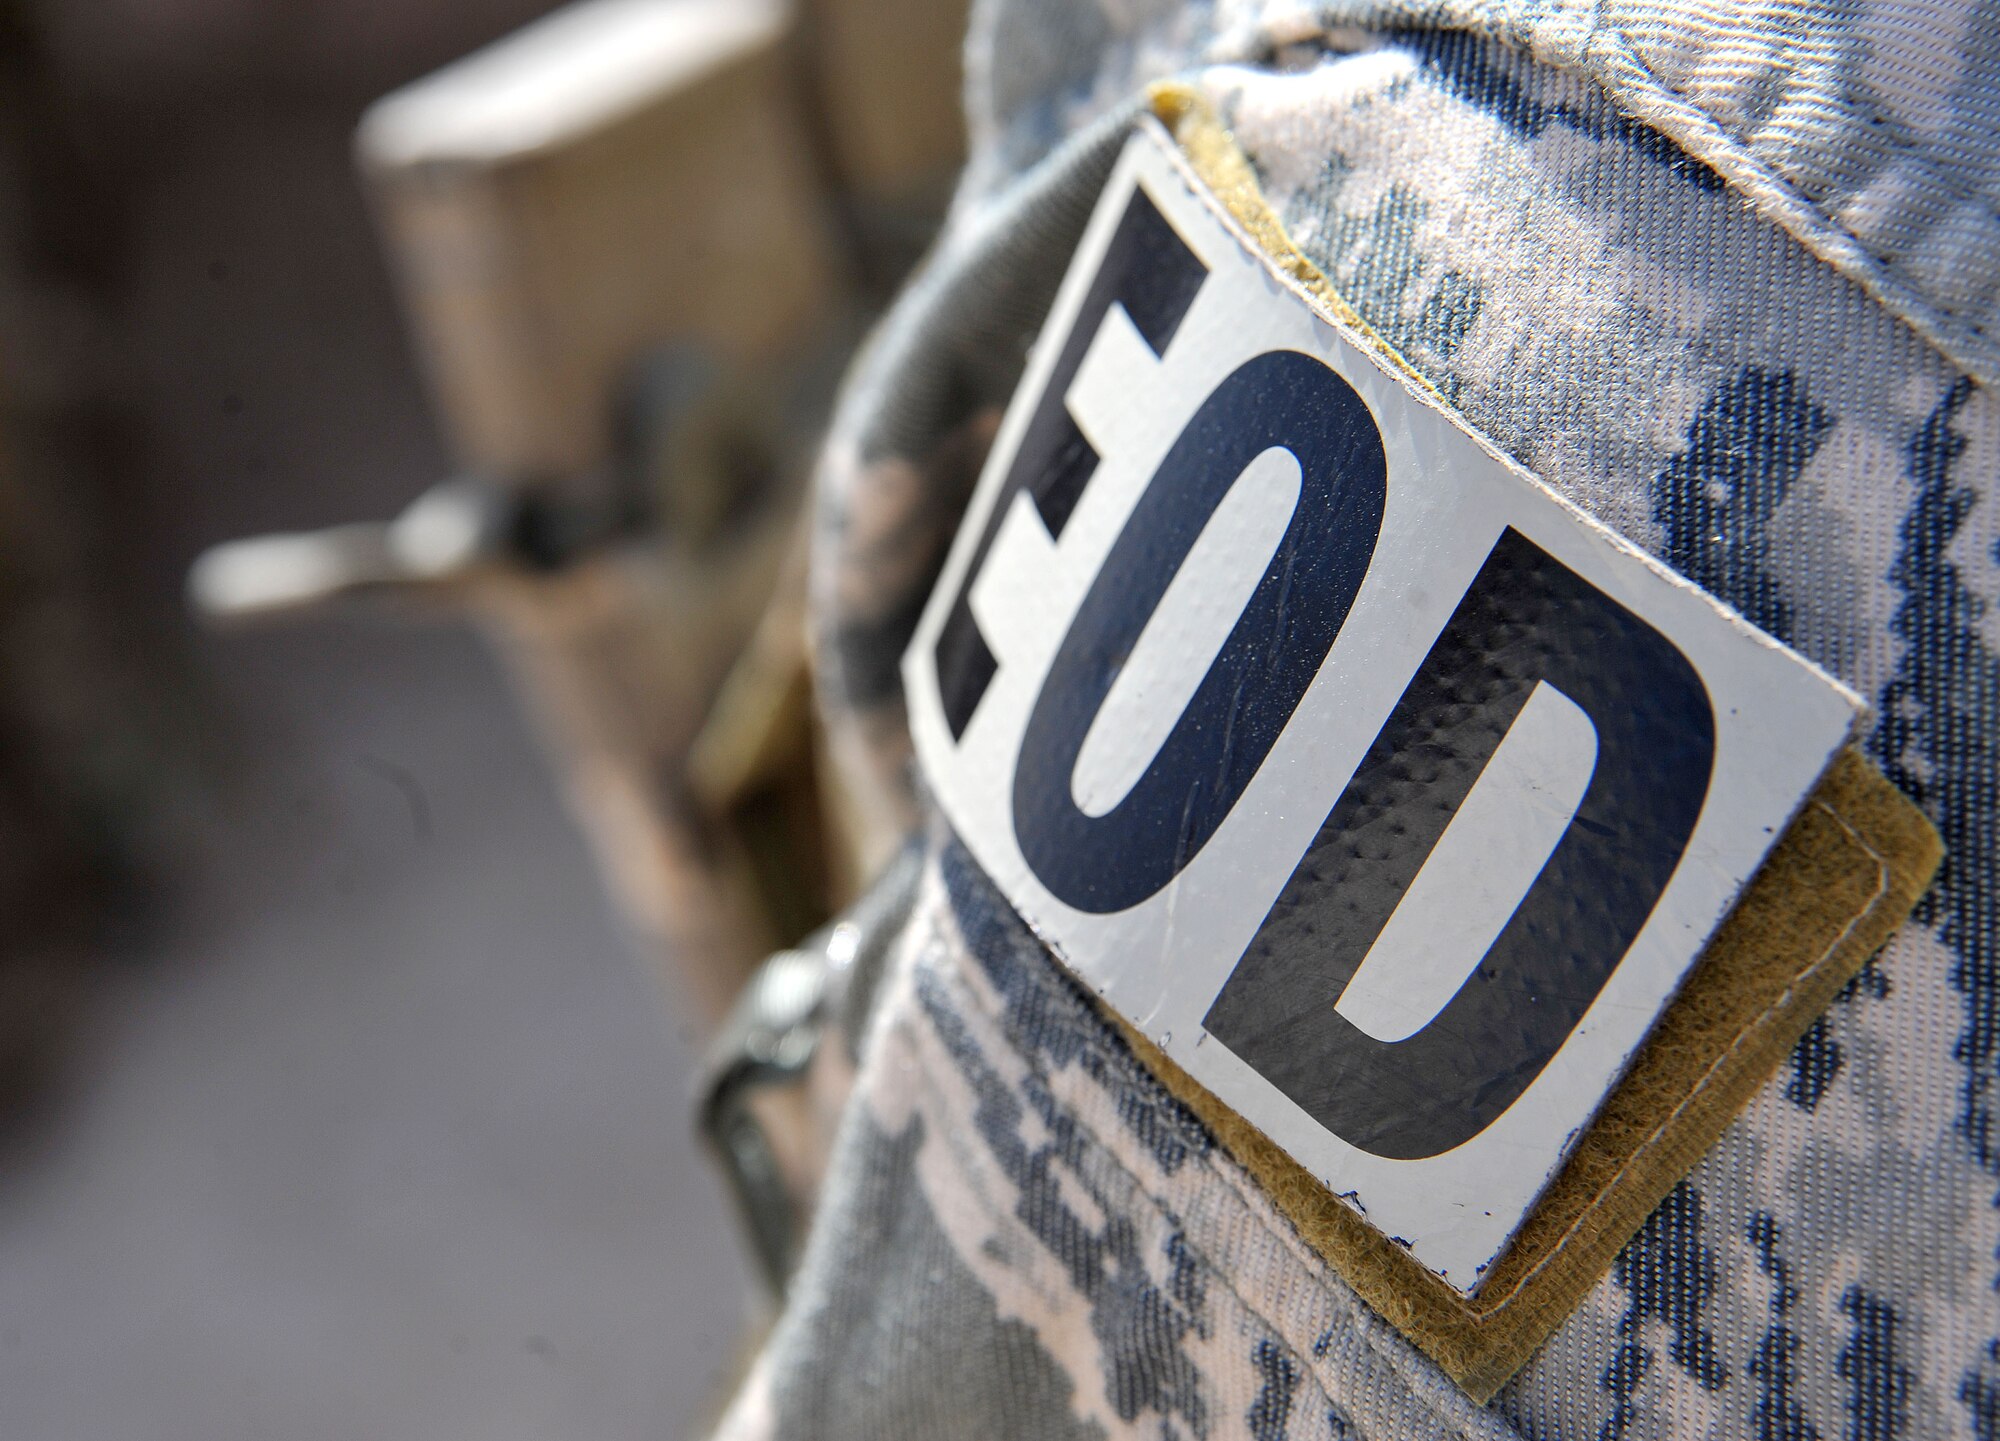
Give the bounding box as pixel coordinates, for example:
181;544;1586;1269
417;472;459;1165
0;28;755;1440
0;627;753;1441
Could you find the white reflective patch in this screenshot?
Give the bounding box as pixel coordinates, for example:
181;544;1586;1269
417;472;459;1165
901;121;1861;1293
1335;681;1597;1044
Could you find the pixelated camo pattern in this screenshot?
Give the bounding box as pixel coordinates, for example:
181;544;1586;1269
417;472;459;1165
721;1;2000;1436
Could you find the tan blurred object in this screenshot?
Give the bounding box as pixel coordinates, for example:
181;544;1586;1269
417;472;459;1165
356;0;832;480
357;0;844;1020
190;0;968;1031
800;0;969;296
803;0;965;201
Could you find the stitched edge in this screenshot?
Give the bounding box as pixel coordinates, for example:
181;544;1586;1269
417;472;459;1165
1217;0;2000;387
1470;796;1891;1316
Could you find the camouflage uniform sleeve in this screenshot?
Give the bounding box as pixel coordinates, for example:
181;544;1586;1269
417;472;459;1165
723;2;2000;1436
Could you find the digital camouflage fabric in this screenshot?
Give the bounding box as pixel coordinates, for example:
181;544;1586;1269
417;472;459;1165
715;1;2000;1436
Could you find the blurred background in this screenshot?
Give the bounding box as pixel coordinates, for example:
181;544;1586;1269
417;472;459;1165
0;0;964;1435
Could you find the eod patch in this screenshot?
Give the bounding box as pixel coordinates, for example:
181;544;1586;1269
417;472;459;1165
902;105;1941;1395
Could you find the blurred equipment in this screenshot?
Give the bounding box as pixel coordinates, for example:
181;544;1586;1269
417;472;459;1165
189;0;967;1028
699;840;920;1289
357;0;832;482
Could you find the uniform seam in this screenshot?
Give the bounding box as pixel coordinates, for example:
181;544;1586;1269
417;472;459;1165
1508;16;2000;369
926;885;1522;1438
898;954;1360;1439
902;889;1377;1426
1226;4;2000;384
1842;94;2000;233
1606;30;2000;338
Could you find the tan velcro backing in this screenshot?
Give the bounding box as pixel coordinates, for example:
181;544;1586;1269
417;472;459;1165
1130;85;1945;1402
